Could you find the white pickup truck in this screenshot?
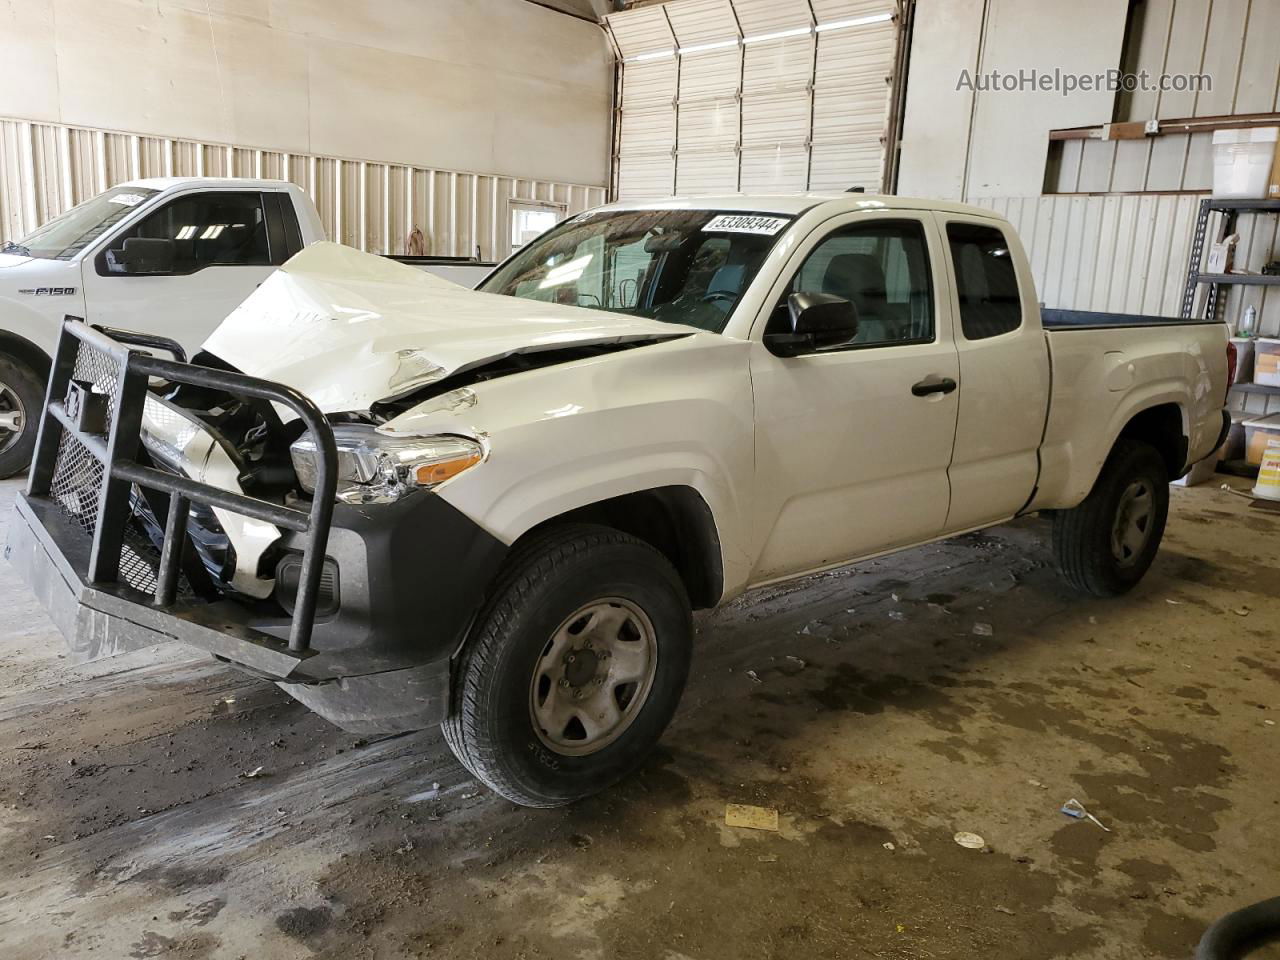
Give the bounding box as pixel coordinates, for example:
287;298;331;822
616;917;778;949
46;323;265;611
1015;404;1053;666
0;177;493;477
7;193;1231;808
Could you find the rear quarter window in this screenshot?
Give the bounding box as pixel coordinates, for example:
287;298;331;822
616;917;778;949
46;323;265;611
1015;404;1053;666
946;222;1022;340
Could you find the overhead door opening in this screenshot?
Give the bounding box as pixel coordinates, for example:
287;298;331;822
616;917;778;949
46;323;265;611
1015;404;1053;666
605;0;911;200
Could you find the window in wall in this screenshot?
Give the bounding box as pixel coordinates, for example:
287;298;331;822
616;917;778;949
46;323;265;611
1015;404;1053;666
510;204;563;254
947;222;1023;340
772;219;934;346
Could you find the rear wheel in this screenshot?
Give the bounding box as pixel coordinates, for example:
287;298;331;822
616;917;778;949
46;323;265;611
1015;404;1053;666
442;524;692;807
1052;438;1169;597
0;356;44;480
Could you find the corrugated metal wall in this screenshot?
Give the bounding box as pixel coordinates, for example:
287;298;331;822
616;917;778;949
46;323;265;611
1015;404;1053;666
605;0;900;199
0;117;607;260
1117;0;1280;123
978;192;1280;417
1047;0;1280;196
1046;132;1220;194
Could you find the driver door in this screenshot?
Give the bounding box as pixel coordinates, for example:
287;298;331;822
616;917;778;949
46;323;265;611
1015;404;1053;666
80;190;293;355
748;213;960;584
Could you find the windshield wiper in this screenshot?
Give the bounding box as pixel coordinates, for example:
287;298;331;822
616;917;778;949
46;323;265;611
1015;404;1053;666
1;241;31;257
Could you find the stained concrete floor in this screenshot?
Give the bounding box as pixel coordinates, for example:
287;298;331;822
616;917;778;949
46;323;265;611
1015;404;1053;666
0;475;1277;960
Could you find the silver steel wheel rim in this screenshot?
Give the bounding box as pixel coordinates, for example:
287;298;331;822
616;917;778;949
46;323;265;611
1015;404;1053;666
0;383;24;455
529;597;658;757
1111;479;1154;566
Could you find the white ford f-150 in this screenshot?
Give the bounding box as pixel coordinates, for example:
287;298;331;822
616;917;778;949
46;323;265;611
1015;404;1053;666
7;192;1231;807
0;177;492;478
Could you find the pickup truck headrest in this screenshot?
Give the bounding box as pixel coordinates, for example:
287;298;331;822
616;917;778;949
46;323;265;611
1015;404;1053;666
823;253;887;313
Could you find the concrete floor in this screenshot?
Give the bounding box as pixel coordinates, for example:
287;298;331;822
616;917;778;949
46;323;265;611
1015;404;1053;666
0;475;1277;960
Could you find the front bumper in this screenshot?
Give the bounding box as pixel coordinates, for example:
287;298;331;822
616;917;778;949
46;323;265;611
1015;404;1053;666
7;319;509;734
6;488;507;733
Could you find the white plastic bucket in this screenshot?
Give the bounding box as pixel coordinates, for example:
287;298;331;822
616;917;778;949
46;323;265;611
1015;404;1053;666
1252;439;1280;501
1213;127;1279;200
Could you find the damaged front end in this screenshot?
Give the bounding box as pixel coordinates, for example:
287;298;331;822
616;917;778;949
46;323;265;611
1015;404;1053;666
5;320;507;734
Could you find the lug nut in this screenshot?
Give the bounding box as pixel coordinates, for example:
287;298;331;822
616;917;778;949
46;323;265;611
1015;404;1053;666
566;654;576;664
558;678;570;688
573;689;585;700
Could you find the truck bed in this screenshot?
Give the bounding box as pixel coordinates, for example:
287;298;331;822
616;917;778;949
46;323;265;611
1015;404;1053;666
1041;308;1220;330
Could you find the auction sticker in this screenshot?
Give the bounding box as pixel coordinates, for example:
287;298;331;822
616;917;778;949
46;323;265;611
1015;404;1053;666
702;214;790;235
108;193;147;206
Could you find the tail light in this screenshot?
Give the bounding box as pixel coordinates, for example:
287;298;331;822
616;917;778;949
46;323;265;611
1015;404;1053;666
1225;340;1237;404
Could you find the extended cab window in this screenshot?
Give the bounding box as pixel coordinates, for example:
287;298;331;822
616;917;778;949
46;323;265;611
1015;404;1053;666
947;223;1022;340
771;219;934;346
100;192;272;276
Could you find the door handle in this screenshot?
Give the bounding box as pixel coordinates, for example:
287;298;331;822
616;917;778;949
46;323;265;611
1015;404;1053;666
911;375;957;397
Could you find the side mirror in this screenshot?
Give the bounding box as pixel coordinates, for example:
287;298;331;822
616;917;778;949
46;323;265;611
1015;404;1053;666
107;237;176;275
764;292;860;357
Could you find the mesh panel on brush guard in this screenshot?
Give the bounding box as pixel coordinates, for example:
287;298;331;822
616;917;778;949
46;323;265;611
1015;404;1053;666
47;337;173;595
50;338;113;537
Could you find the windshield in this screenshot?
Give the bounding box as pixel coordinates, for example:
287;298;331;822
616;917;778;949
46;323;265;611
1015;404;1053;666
479;209;794;333
12;186;159;260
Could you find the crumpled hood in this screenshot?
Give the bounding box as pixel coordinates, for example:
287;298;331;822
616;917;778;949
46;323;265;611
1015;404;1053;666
203;242;686;415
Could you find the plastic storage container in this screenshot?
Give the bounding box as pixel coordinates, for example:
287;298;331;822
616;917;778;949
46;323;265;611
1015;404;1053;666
1212;127;1279;200
1243;413;1280;467
1255;338;1280;387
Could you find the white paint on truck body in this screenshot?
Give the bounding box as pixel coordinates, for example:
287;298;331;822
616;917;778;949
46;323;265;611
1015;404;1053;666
0;177;485;365
190;194;1228;604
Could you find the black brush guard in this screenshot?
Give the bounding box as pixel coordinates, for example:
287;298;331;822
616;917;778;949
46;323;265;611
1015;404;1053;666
10;318;337;677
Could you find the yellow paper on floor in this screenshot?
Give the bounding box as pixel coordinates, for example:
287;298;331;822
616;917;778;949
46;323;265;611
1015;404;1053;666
725;803;779;831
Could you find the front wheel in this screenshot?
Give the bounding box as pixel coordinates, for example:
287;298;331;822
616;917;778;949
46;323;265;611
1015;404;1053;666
1052;438;1170;597
442;524;692;807
0;356;45;480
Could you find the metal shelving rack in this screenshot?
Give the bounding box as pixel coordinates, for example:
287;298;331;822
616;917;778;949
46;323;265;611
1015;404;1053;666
1180;198;1280;426
1177;198;1280;320
1180;197;1280;321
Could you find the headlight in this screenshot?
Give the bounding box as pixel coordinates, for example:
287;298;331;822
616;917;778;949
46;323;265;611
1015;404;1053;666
290;425;483;504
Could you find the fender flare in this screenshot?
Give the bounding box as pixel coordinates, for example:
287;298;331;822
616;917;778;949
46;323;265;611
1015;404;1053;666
0;329;53;379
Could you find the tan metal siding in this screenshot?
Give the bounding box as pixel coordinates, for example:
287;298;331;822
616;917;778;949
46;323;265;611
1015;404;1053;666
0;116;606;260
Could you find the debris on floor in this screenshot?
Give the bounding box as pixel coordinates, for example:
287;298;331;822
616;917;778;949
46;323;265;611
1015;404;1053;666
953;831;986;849
725;804;780;831
972;622;994;637
1060;797;1110;832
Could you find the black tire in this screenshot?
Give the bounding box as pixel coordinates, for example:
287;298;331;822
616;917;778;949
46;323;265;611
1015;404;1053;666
0;355;45;480
1052;438;1169;597
1195;897;1280;960
442;524;692;808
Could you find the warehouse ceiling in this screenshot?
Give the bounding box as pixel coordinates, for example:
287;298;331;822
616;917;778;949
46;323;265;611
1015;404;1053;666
524;0;616;21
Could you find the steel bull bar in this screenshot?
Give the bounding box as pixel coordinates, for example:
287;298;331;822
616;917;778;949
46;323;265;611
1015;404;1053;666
5;317;338;678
